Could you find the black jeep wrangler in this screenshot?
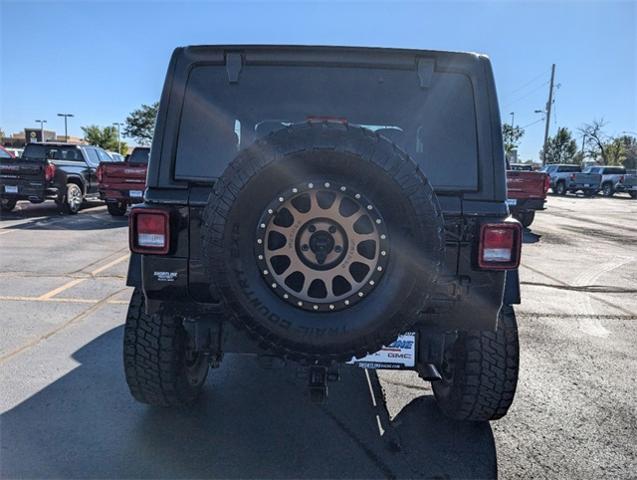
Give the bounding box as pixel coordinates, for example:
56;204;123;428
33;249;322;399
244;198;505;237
124;45;522;422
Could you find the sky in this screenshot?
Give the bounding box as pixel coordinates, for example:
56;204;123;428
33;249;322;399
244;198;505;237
1;0;635;161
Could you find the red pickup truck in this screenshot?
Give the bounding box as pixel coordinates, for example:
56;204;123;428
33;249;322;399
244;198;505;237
96;147;149;216
506;165;550;227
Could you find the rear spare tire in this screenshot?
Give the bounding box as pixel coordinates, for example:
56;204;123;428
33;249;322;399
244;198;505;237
202;123;445;363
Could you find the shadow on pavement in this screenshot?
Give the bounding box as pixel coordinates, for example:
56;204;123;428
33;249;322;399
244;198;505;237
0;326;496;479
0;201;127;231
522;228;541;244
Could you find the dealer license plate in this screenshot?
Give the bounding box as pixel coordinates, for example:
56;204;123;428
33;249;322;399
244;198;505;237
348;333;416;369
129;190;143;198
506;198;517;206
4;185;18;194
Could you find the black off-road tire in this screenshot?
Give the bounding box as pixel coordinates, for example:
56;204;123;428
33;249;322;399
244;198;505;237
432;305;519;422
1;198;17;213
555;181;567;196
123;289;209;406
107;201;127;216
202;122;445;363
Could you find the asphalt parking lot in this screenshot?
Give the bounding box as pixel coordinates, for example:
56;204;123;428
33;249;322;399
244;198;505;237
1;195;636;479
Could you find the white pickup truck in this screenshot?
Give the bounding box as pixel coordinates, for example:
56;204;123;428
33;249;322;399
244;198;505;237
583;166;626;197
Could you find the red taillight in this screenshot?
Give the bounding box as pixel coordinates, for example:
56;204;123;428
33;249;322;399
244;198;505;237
44;163;56;182
543;173;550;193
478;223;522;270
96;164;104;183
129;208;170;254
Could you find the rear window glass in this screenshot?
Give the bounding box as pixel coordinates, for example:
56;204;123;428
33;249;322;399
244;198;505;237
0;149;11;159
22;144;83;161
558;165;580;172
174;64;479;190
129;148;150;164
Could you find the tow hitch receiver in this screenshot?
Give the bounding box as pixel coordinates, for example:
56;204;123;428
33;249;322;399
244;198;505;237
306;366;340;403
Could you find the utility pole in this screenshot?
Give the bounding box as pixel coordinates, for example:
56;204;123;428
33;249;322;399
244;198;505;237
35;119;47;142
510;112;515;128
57;113;74;141
541;64;556;166
113;122;124;154
581;134;587;155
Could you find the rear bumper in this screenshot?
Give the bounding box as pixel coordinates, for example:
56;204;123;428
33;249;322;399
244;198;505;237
99;188;144;204
567;182;599;191
508;197;545;213
0;186;58;203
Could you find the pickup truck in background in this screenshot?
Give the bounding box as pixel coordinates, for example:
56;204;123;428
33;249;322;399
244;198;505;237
96;146;149;216
617;172;637;198
583;165;626;197
506;168;550;227
0;142;109;214
509;163;534;171
542;164;602;196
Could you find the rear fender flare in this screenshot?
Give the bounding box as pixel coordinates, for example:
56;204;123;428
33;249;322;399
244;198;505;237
504;269;520;305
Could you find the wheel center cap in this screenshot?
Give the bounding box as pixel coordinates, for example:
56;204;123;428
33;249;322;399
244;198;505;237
309;231;335;264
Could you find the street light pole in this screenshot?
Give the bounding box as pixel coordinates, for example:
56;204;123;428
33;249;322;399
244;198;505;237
510;112;515;128
57;113;74;142
35;119;47;142
113;122;124;154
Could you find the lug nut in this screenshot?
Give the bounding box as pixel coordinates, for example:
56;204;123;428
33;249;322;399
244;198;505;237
334;245;342;253
328;226;337;233
308;225;317;233
302;244;309;251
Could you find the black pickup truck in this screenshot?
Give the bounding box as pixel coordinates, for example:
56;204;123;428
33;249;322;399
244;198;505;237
0;142;110;213
124;45;522;422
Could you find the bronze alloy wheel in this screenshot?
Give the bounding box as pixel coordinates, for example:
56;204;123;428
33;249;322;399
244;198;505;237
255;181;390;313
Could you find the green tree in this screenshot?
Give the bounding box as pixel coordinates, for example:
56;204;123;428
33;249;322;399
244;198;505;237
541;127;579;164
502;123;524;155
81;125;128;154
605;135;637;168
124;102;158;145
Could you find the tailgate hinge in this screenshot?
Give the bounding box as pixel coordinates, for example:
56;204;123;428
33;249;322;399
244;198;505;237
417;58;435;88
226;52;243;84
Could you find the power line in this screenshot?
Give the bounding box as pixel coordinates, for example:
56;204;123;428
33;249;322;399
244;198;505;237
502;68;551;98
520;118;545;129
502;81;550;108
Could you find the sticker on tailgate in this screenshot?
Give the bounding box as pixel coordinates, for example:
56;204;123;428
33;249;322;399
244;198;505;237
348;332;416;369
